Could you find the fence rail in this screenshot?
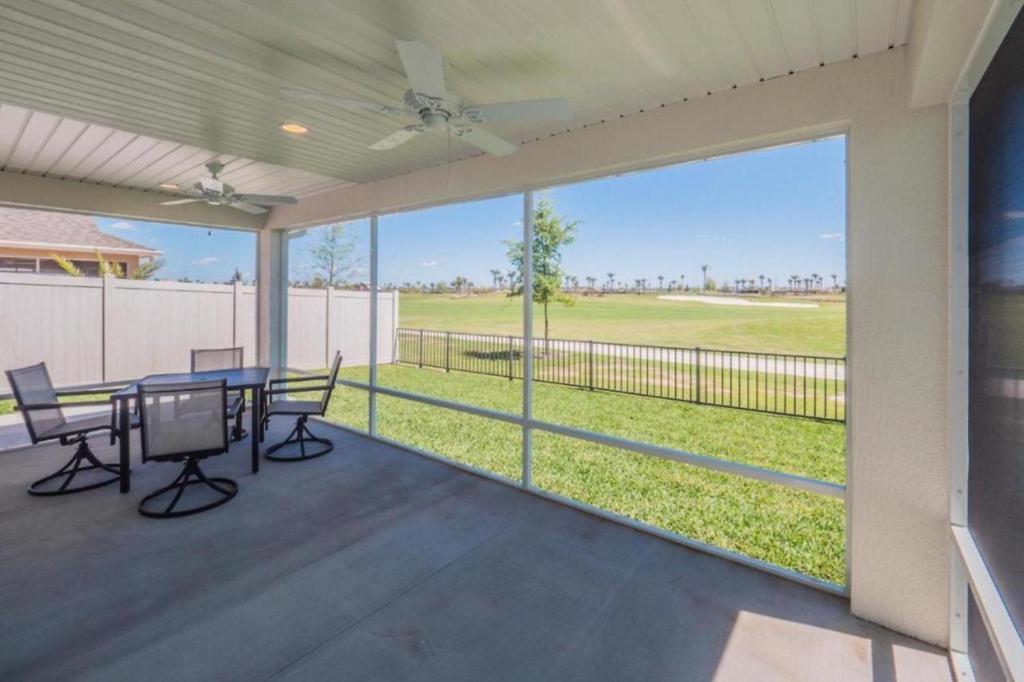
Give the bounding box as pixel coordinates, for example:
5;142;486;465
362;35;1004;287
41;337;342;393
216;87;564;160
396;328;846;422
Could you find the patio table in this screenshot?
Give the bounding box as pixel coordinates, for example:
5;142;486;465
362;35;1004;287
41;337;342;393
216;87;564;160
110;367;270;493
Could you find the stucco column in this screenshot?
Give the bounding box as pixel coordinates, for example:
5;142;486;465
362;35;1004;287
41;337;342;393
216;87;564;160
256;228;288;377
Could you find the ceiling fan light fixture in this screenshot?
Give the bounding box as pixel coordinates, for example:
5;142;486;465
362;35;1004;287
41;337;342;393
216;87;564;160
158;182;179;190
279;122;310;135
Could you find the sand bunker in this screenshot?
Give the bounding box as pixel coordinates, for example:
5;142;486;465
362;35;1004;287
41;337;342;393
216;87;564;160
657;294;819;309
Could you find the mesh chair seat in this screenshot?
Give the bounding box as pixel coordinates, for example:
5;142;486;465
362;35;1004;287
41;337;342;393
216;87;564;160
38;411;140;440
262;353;342;462
190;347;247;441
266;400;323;416
5;362;131;496
137;379;237;518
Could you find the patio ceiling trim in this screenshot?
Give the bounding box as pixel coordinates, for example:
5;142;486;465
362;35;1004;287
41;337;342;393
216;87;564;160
0;170;265;230
265;47;896;230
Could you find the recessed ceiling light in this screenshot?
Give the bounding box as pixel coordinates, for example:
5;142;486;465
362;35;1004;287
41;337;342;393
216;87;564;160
279;122;310;135
158;182;178;190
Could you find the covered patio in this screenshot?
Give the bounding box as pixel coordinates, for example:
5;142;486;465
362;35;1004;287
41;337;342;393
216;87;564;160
0;418;949;681
1;0;1022;679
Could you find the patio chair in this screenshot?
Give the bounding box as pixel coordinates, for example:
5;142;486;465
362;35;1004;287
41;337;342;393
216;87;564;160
190;346;247;441
6;362;137;496
136;379;237;518
262;352;342;462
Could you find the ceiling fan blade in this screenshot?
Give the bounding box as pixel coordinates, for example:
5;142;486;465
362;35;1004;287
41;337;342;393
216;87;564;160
369;126;424;150
463;98;573;124
159;198;204;206
395;40;447;100
233;194;299;206
280;89;405;115
454;126;518;156
229;201;269;215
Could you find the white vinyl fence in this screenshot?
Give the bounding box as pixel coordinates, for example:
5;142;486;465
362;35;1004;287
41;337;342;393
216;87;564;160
0;273;396;392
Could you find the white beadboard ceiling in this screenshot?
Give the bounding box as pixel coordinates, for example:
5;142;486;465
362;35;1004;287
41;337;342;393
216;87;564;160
0;104;350;197
0;0;913;189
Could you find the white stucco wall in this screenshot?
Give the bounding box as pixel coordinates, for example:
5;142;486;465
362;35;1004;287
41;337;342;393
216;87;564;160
269;49;953;645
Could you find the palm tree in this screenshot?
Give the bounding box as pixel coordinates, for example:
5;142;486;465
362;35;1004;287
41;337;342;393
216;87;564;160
657;275;664;291
734;278;740;293
758;274;765;291
701;265;709;291
679;274;685;291
607;272;615;291
767;277;773;291
490;268;501;289
831;273;838;289
586;276;596;290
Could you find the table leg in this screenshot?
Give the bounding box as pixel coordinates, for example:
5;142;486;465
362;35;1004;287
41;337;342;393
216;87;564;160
251;386;261;473
118;397;130;493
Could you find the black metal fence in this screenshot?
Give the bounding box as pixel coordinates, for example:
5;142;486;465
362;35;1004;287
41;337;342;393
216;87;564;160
395;328;846;422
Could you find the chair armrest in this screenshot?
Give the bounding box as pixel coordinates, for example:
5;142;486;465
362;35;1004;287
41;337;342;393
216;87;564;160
266;384;331;396
269;374;329;387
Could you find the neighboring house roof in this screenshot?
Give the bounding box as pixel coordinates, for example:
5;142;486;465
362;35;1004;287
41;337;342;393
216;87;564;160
0;207;161;256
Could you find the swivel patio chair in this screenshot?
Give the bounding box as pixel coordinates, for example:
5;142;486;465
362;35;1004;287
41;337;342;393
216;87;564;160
136;379;237;518
6;362;137;496
262;352;342;462
190;346;247;441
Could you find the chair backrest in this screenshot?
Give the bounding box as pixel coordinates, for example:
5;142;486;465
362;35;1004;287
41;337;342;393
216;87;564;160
320;352;343;414
137;379;228;462
5;363;65;443
190;347;244;373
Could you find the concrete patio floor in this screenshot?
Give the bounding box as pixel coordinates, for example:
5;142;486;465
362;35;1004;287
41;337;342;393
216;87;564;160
0;416;951;681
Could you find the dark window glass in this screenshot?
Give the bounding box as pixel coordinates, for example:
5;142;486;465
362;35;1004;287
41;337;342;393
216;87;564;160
0;257;36;272
968;7;1024;643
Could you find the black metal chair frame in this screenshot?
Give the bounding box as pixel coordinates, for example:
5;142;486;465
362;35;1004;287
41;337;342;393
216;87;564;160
137;379;237;519
261;353;342;462
5;363;133;497
190;346;248;442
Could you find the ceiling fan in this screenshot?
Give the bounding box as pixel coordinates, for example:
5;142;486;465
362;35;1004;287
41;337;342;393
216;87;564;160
283;40;573;157
159;162;299;214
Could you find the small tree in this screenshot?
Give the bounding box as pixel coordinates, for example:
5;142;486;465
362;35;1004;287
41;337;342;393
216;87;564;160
50;250;163;280
506;199;578;354
309;223;360;287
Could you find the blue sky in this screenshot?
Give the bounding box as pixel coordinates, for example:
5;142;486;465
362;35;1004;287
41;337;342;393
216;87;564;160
96;217;256;283
100;136;846;286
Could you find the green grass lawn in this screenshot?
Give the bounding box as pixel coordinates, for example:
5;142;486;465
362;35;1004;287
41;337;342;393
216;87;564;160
399;292;846;356
1;361;845;583
331;364;846;584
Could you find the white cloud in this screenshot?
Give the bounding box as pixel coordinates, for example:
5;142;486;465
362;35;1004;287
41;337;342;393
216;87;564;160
820;232;844;241
108;221;137;231
191;256;219;266
420;260;438;267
